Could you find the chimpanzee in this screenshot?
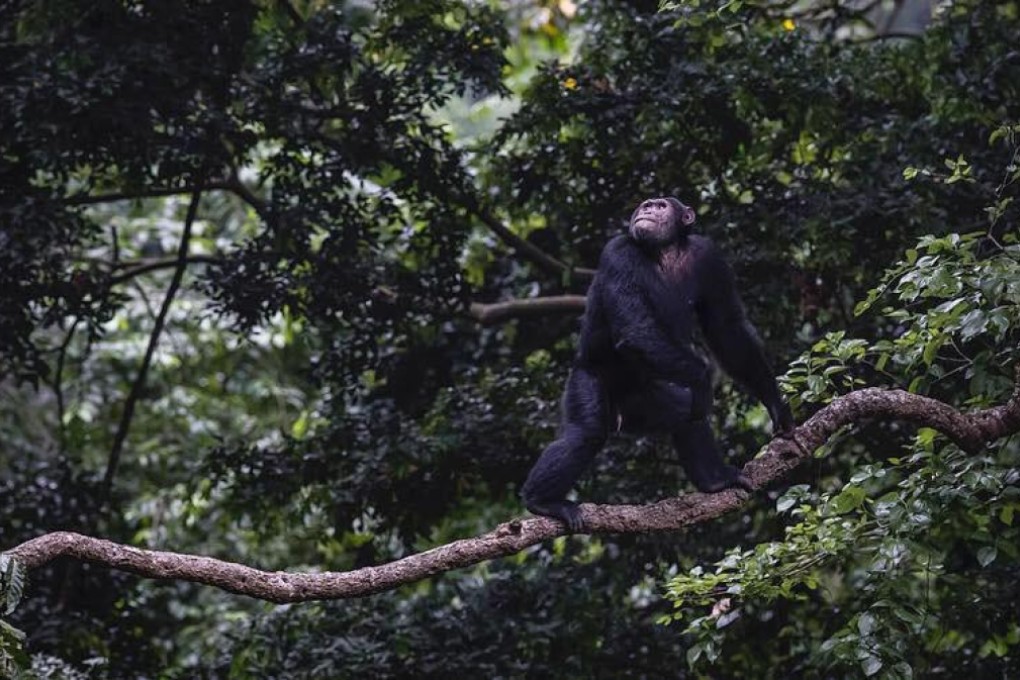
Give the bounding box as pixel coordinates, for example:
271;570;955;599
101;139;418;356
521;197;793;531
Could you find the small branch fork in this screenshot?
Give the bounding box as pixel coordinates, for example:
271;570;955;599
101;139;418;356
7;368;1019;604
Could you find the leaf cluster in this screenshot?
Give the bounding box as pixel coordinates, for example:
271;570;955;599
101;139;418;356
663;145;1020;677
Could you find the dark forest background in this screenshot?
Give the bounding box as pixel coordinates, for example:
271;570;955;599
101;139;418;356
1;0;1019;677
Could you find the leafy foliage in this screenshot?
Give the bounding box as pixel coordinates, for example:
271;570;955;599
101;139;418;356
192;559;693;679
1;0;1020;677
0;555;28;677
662;143;1020;676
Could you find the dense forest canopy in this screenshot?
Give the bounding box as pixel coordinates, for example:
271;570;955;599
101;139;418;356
1;0;1019;677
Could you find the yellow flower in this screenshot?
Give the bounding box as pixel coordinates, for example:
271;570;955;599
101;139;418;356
782;18;796;31
563;77;578;90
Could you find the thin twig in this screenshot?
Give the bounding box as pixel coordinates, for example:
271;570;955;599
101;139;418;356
100;188;203;499
109;255;222;286
54;318;81;453
65;184;217;206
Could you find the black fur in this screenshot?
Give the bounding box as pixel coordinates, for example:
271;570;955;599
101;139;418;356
522;197;793;531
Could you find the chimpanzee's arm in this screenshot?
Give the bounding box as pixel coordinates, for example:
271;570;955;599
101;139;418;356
695;239;793;433
594;236;704;382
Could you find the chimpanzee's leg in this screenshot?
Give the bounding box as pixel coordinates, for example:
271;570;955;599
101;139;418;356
522;368;609;532
672;419;753;493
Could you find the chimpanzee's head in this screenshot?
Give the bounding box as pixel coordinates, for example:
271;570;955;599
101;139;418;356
628;197;696;246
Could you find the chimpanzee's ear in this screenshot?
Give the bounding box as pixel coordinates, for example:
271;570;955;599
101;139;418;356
680;205;695;226
668;197;696;227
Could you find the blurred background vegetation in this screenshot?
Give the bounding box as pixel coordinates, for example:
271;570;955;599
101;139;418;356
1;0;1018;677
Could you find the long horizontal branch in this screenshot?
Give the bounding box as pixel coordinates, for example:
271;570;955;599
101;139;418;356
469;295;586;324
6;369;1019;603
109;267;583;322
100;255;586;322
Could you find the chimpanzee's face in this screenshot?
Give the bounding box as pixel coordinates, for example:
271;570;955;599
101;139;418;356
628;197;695;246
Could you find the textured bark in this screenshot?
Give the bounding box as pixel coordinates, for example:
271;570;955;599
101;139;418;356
6;370;1020;603
469;295;587;325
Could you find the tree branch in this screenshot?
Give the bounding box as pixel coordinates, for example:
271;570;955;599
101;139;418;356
53;317;81;454
65;177;268;221
274;7;594;285
469;295;586;325
222;172;271;223
65;186;214;206
6;368;1019;603
100;188;203;498
469;204;596;282
67;179;594;282
108;255;222;286
423;183;595;282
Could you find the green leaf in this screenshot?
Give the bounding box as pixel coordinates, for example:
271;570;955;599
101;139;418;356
831;486;866;514
976;546;997;567
0;555;25;616
922;336;943;366
893;607;923;626
960;309;988;340
892;662;914;679
686;643;704;668
716;610;740;628
857;612;876;636
862;655;883;677
290;410;310;440
875;352;889;371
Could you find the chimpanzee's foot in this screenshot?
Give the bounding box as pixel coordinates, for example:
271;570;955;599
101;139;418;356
526;499;585;532
735;471;754;492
